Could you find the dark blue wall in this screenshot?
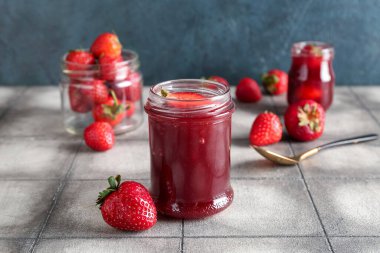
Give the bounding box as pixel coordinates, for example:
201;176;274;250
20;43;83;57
0;0;379;86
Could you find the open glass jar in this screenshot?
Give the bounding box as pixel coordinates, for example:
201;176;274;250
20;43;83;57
60;49;143;135
288;41;335;110
145;79;235;219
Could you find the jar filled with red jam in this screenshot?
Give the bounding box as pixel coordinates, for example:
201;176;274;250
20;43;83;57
145;79;235;219
288;41;335;110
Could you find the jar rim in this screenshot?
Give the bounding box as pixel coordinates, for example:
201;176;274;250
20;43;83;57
62;49;139;69
145;79;234;117
292;41;334;57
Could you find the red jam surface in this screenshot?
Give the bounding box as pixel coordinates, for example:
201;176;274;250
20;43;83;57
288;42;335;110
145;80;234;219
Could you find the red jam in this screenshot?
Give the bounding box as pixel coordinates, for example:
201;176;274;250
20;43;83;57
145;79;235;219
288;41;335;110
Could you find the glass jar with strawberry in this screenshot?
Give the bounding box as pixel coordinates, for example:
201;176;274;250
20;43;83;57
145;79;235;219
60;33;143;135
287;41;335;110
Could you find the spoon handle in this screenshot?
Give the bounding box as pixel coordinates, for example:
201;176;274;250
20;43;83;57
318;134;378;151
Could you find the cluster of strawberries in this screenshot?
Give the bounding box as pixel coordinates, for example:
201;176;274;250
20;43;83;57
211;70;325;146
65;33;142;151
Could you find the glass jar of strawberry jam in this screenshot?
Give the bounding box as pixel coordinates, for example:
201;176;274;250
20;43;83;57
288;41;335;110
60;49;143;135
145;79;235;219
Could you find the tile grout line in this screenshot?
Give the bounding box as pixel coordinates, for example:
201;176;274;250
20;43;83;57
28;141;83;253
269;96;334;253
180;219;184;253
349;87;380;127
3;176;380;182
3;235;380;240
291;146;334;253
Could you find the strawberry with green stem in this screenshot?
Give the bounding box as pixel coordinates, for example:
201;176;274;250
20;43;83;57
97;175;157;231
92;90;132;126
262;69;288;95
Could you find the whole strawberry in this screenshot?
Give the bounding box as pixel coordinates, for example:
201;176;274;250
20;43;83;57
84;122;115;151
92;90;130;126
90;33;122;58
65;50;95;71
207;76;229;86
68;84;92;113
284;100;325;141
262;69;288;95
80;79;109;105
235;77;262;103
112;71;142;102
96;175;157;231
249;112;282;146
99;54;129;81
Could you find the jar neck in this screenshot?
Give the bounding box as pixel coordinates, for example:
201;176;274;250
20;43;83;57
145;79;234;118
291;41;334;60
61;49;140;79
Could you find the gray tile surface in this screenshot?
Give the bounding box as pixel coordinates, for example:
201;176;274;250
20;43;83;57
0;108;64;137
184;237;330;253
0;87;25;115
184;179;323;236
42;180;182;238
352;86;380;109
13;87;61;111
0;239;33;253
296;139;380;178
70;140;150;180
330;237;380;253
34;238;181;253
0;180;58;238
0;86;379;253
0;137;79;179
0;87;65;137
308;179;380;236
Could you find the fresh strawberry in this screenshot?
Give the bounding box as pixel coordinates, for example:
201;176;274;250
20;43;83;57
160;89;208;108
65;50;95;71
92;90;128;126
112;71;142;102
302;44;323;56
84;122;115;151
99;54;129;81
235;77;262;103
90;33;122;58
249;112;282;146
207;76;229;86
301;44;323;68
68;84;92;113
262;69;288;95
80;79;109;105
125;72;142;102
284;100;325;141
96;175;157;231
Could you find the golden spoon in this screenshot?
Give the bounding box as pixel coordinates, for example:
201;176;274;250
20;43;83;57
250;134;379;166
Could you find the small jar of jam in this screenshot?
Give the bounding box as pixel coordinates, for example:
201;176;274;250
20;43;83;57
287;41;335;110
145;79;235;219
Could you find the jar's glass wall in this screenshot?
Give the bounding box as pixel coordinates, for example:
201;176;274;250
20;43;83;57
60;49;144;135
145;79;234;219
